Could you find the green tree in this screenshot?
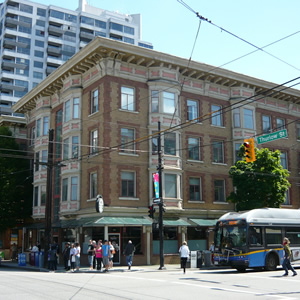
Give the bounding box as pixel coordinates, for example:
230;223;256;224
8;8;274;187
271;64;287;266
227;145;290;211
0;126;32;232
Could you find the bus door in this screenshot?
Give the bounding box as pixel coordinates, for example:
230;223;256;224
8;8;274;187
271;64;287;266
248;226;264;267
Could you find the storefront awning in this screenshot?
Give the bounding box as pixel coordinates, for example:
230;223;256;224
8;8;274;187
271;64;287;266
84;217;152;226
189;219;218;227
163;219;191;226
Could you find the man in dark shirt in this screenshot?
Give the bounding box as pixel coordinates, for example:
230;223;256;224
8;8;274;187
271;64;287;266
123;240;135;270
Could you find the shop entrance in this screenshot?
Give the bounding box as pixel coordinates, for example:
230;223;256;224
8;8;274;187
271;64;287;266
108;233;120;264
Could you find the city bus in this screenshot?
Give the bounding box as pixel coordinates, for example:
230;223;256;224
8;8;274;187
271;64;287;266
214;208;300;272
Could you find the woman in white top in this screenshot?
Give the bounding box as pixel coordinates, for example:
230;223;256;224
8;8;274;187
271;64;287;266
69;243;76;272
179;241;190;274
75;242;81;271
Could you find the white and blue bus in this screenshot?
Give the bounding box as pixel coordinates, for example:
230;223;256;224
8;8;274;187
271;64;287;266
214;208;300;272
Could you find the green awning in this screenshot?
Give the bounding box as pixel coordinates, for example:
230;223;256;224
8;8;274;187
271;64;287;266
189;219;218;227
85;217;152;226
163;219;190;226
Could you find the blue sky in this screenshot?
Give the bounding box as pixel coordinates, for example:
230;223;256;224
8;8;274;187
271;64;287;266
35;0;300;88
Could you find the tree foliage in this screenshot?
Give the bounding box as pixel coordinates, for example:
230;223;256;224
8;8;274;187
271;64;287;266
227;145;290;211
0;126;32;232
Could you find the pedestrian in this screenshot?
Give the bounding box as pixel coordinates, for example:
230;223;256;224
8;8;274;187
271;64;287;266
92;240;97;269
11;243;17;261
69;243;76;272
179;241;190;274
95;243;103;271
209;242;215;264
101;240;110;272
109;241;115;269
63;242;71;270
48;244;58;271
87;240;95;270
75;242;81;271
123;240;135;270
282;237;297;276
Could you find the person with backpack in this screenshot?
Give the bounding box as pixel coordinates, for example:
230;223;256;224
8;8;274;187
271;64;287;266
123;240;135;270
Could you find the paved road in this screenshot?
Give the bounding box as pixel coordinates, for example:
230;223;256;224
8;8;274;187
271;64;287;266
0;266;299;300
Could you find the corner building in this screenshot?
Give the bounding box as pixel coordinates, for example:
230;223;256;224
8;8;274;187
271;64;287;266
14;37;300;265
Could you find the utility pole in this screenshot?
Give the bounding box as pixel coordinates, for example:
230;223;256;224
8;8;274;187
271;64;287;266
44;128;54;267
157;121;165;270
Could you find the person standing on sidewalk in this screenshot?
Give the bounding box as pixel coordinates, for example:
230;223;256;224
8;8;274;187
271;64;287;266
123;240;135;270
69;243;76;272
95;243;103;271
62;242;71;271
75;242;81;271
282;237;297;276
101;240;110;272
87;240;95;270
179;241;190;274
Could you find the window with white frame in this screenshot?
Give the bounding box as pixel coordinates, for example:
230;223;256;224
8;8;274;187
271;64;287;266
211;104;223;126
164;132;176;156
72;136;79;158
64;99;71;122
244;108;254;129
41;150;47;169
35;152;39;172
297;123;300;140
187;99;199;121
91;89;98;114
189;177;201;201
188;137;200;161
90;129;98;154
90;172;97;199
121;128;135;154
30;127;36;145
163;91;175;114
63;137;69;159
73;97;79;119
214;179;225;202
43;116;49;135
276;117;285;131
152;132;158;154
34;186;39;206
121;86;135;111
62;178;68;201
233;108;240;128
151;90;159;113
262;115;271;133
71;177;78;201
280;151;288;169
283;189;290;205
212;141;224;163
121;171;135;197
234;143;242;162
165;174;177;198
36;118;41;137
41;185;46;206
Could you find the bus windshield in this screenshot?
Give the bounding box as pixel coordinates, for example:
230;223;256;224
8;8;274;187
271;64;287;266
215;225;247;249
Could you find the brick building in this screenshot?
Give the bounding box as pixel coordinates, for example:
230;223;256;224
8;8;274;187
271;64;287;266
13;37;300;265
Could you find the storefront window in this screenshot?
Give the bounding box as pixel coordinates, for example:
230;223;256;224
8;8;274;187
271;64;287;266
121;227;142;255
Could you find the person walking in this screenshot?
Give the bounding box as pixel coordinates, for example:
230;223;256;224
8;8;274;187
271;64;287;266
75;242;81;271
123;240;135;270
48;244;58;271
179;241;190;274
109;241;115;269
282;237;297;276
101;240;110;272
62;242;71;270
95;243;103;271
69;243;76;272
87;240;95;270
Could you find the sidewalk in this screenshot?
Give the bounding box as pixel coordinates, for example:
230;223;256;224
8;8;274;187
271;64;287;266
0;259;222;273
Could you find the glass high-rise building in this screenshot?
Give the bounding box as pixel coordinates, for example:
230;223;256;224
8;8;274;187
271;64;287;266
0;0;153;116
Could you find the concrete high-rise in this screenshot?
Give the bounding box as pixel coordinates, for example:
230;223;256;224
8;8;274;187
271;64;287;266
0;0;153;116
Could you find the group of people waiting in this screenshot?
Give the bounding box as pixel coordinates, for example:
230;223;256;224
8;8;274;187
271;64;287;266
61;242;81;272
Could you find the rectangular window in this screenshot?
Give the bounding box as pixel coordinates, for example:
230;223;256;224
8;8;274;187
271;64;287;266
90;172;97;199
124;26;134;35
31;127;36;145
276;118;285;131
36;119;41;137
151;90;159;113
262;115;271;133
285;227;300;245
34;186;39;206
33;71;43;79
164;132;176;156
280;151;287;169
34;61;43;68
297;123;300;140
36;20;45;27
266;228;282;246
152;132;158;155
63;138;69;160
35;152;39;172
235;143;242;162
62;178;68;201
121;87;135;111
165;174;177;198
72;136;79;158
283;190;290;205
187;100;198;121
34;50;44;58
212;141;224;163
244;108;254;129
110;22;123;32
121;171;135;197
214;180;225;202
37;8;46;17
121;128;135;153
64;100;70;122
35;40;44;47
43;116;49;135
189;177;201;201
188;137;200;160
41;185;46;206
211;104;222;126
91;89;98;114
163;92;175;114
71;177;78;201
41;150;47;169
90;130;98;154
73;98;79;119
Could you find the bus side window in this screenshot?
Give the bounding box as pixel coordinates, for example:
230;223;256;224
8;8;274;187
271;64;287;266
285;228;300;246
249;226;262;246
266;228;282;246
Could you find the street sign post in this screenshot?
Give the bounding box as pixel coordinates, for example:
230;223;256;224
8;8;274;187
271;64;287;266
257;129;287;145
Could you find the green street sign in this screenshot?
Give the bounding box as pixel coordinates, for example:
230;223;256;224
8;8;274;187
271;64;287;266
257;129;287;145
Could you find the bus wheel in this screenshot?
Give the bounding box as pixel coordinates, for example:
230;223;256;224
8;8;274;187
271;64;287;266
235;266;246;272
265;254;277;271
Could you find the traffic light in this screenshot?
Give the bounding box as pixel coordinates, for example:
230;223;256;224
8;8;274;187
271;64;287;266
243;138;256;163
148;205;156;219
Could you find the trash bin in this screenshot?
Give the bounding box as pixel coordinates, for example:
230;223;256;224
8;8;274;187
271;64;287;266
35;252;39;267
18;253;26;266
197;250;203;268
39;251;44;268
203;250;212;267
30;252;35;266
190;251;197;268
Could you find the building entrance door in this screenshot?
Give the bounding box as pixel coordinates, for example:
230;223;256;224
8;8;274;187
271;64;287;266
108;233;120;264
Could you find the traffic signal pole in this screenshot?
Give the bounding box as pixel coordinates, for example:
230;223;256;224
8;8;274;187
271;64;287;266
157;121;165;270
